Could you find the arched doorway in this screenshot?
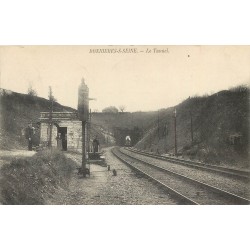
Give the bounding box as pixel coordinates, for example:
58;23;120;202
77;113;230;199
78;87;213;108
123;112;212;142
58;127;67;151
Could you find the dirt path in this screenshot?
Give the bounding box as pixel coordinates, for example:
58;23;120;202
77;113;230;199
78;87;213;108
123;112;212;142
46;147;177;205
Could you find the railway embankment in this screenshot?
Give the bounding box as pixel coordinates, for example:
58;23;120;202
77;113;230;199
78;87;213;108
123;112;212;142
135;86;249;168
0;149;77;205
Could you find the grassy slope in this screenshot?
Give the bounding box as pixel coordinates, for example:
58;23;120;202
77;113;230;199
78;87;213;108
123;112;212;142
0;149;77;204
0;89;75;149
135;87;249;168
0;88;157;149
0;89;108;149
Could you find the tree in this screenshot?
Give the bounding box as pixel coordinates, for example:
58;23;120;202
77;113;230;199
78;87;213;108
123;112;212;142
119;105;126;113
48;86;57;102
102;106;119;113
27;84;37;96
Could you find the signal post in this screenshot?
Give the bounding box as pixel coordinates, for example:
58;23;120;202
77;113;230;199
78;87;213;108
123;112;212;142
78;78;89;177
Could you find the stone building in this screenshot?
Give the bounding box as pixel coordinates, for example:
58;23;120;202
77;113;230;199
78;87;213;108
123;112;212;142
39;112;86;152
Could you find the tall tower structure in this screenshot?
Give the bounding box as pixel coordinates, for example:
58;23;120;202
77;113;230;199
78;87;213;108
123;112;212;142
78;78;89;177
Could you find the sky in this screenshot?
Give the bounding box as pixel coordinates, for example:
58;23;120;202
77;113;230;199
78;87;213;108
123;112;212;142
0;45;249;112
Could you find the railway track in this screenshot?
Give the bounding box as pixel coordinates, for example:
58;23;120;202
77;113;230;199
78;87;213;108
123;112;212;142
112;147;250;205
125;147;250;180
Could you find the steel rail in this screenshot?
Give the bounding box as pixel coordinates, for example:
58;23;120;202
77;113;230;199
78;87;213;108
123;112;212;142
111;148;198;205
126;147;250;179
118;147;250;205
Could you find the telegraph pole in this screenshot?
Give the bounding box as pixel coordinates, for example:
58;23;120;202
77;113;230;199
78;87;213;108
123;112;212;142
174;109;177;156
165;123;168;153
157;110;160;140
190;110;193;144
48;86;54;149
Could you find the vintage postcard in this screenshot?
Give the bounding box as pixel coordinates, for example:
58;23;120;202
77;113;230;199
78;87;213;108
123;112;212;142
0;45;249;205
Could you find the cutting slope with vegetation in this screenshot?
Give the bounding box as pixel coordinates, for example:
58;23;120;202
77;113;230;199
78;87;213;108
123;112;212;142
0;89;75;149
135;85;249;168
0;149;77;204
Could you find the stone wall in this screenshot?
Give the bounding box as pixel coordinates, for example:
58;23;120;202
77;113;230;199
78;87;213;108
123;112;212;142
40;120;86;152
40;123;58;147
60;120;82;151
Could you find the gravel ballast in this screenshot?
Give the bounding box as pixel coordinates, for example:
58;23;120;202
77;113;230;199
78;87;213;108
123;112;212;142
46;147;177;205
121;148;250;200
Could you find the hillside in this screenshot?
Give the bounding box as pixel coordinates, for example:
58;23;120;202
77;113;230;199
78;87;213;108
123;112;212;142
1;86;249;168
0;89;111;150
91;112;159;145
0;89;76;149
135;85;250;168
0;89;165;149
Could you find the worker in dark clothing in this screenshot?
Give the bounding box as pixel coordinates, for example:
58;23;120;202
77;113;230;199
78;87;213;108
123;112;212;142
92;136;100;154
25;123;35;151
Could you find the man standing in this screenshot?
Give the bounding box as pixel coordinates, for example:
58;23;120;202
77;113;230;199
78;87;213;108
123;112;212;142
56;133;62;150
92;136;100;154
25;123;35;151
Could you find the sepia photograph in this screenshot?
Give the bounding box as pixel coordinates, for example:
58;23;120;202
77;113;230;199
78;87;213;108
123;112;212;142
0;45;249;205
1;1;250;249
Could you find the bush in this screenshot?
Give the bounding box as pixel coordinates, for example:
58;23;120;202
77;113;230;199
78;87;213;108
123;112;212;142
102;106;119;113
228;84;249;93
0;149;78;205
